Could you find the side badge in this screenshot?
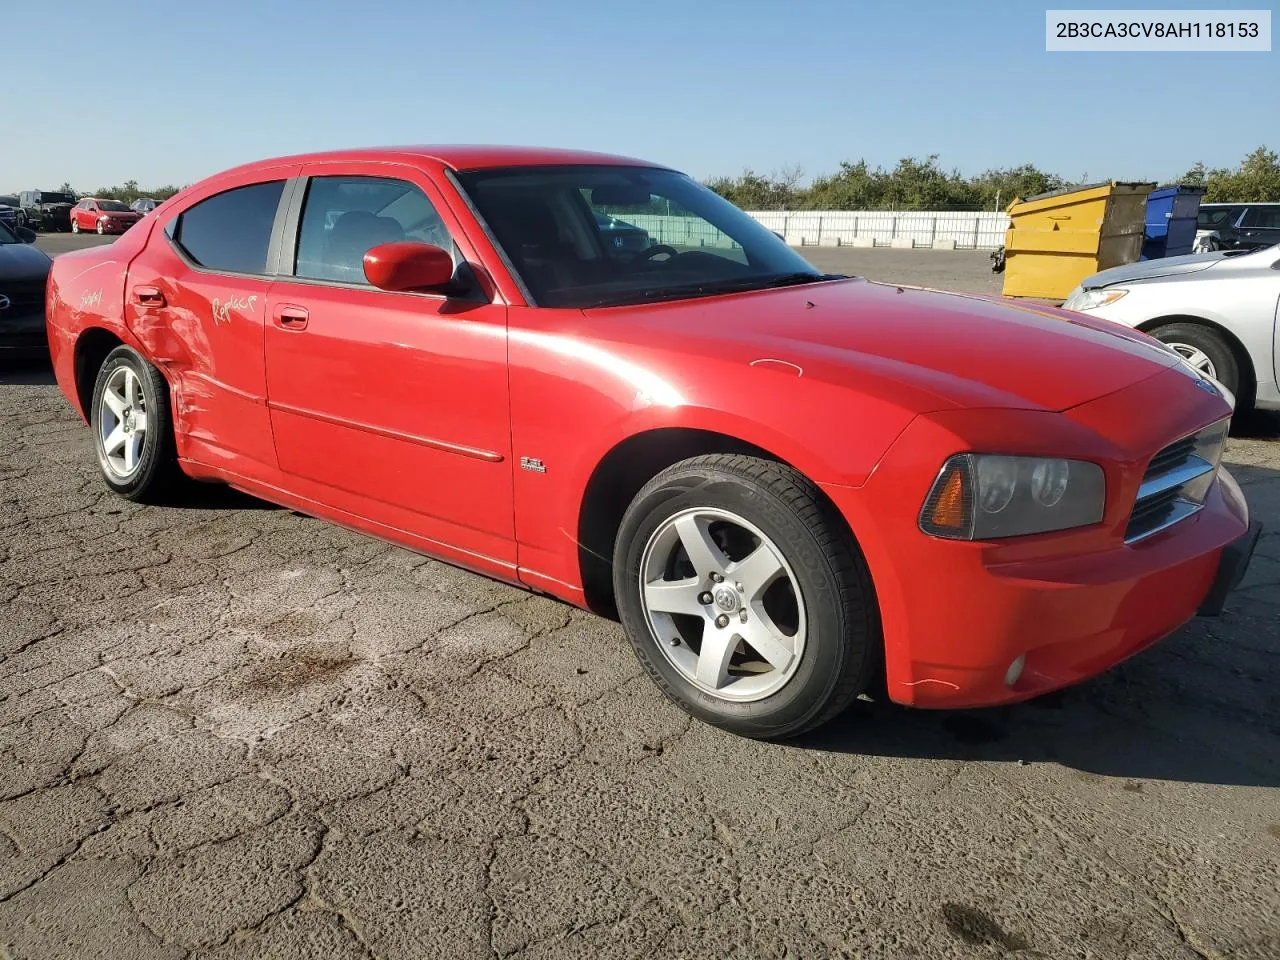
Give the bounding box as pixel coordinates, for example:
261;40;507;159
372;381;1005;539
520;457;547;474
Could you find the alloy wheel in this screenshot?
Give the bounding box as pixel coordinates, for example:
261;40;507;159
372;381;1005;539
639;507;807;702
1167;342;1217;380
98;365;148;478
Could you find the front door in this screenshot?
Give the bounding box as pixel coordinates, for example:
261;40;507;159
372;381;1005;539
263;165;514;568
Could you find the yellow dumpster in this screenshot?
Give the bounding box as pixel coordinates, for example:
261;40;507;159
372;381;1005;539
1001;181;1155;300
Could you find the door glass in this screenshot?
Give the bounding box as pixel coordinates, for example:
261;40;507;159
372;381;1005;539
1241;207;1280;229
294;176;453;284
169;180;286;275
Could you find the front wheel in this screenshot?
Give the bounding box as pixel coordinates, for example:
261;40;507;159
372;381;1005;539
90;346;184;502
96;220;105;235
613;454;880;739
1148;321;1246;409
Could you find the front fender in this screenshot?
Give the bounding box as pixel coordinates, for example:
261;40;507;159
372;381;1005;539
507;312;921;599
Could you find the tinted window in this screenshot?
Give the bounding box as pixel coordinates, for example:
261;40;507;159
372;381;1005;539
172;180;285;275
295;176;452;284
456;165;821;308
1242;206;1280;229
1196;206;1241;229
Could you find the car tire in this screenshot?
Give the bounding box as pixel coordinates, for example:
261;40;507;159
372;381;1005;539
71;217;79;234
613;454;880;740
96;220;105;235
90;346;184;502
1148;322;1245;409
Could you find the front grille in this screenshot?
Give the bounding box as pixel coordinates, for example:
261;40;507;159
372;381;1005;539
1125;419;1230;543
0;278;47;315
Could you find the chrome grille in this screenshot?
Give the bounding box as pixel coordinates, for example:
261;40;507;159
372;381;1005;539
1125;419;1230;543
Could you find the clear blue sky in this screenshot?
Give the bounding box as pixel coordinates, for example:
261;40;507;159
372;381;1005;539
5;0;1275;192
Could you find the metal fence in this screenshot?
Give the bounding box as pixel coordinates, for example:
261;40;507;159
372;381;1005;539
613;211;1011;250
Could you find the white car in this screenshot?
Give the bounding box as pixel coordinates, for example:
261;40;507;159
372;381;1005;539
1064;244;1280;416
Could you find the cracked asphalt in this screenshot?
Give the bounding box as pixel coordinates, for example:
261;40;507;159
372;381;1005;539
2;241;1279;959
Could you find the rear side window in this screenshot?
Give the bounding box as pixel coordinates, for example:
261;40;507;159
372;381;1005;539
1196;206;1240;230
170;180;285;275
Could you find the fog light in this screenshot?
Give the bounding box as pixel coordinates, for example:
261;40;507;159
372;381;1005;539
1004;654;1026;687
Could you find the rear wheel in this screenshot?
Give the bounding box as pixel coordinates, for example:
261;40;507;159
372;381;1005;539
70;217;80;234
613;454;880;740
1148;322;1244;407
90;346;184;502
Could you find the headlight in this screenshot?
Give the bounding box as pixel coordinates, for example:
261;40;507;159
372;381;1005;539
1063;287;1128;311
919;454;1106;540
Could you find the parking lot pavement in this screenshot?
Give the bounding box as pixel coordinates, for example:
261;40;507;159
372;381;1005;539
2;242;1278;959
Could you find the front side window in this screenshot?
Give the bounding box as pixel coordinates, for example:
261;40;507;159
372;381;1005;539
294;176;453;284
455;165;823;308
169;180;285;275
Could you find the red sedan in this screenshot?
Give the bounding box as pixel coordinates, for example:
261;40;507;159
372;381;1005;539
45;146;1260;738
70;197;141;235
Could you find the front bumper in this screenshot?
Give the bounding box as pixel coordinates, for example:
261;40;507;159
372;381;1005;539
1197;520;1261;616
0;312;49;355
822;368;1250;709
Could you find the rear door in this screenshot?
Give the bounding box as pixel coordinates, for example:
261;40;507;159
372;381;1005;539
124;170;299;472
263;162;515;568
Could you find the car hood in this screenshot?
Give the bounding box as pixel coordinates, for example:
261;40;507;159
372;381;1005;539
0;242;53;281
587;278;1181;413
1082;250;1238;288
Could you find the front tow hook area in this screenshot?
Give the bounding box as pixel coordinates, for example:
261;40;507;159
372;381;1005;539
1197;521;1263;617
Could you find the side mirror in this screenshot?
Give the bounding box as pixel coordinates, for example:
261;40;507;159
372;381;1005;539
15;226;36;244
363;241;454;292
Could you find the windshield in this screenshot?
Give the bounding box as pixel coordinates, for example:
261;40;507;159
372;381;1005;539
39;192;74;205
455;165;829;308
0;195;17;207
0;220;17;244
98;200;130;212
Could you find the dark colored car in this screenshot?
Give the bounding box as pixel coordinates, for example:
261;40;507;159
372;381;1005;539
594;210;650;252
1194;202;1280;252
0;195;19;228
0;219;52;357
17;190;76;232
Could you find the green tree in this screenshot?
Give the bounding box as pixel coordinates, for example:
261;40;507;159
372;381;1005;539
1201;146;1280;202
705;167;802;210
1180;161;1207;188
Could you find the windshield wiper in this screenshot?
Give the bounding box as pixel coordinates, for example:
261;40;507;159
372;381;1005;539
578;272;847;308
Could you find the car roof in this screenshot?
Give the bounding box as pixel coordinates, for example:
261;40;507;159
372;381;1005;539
216;145;675;178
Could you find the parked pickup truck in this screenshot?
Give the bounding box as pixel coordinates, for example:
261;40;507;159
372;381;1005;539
17;190;76;232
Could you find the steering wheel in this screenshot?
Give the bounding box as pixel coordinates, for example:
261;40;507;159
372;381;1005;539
643;244;679;262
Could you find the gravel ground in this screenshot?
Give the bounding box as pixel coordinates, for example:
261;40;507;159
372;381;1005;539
1;236;1277;959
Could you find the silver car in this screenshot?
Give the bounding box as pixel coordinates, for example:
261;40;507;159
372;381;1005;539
1064;244;1280;415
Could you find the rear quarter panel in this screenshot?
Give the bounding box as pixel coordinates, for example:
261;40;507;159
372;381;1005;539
47;223;157;418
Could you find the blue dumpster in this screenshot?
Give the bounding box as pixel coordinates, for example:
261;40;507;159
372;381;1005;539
1141;185;1205;260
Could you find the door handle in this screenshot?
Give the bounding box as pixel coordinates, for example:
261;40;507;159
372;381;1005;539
134;286;165;307
275;305;309;331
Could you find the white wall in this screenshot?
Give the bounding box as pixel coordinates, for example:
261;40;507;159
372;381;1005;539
614;211;1011;250
748;210;1010;250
